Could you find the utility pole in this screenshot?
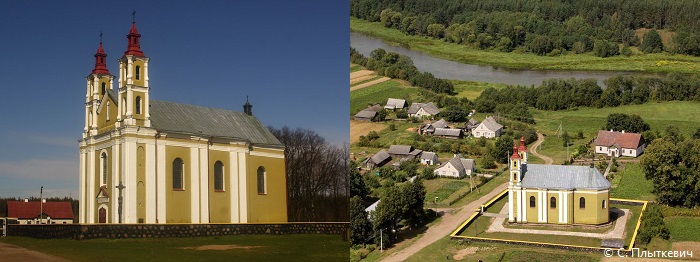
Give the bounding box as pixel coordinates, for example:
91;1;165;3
40;186;43;224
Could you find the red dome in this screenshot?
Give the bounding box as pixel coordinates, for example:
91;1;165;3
91;42;110;75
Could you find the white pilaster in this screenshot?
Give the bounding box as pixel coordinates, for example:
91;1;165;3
537;191;542;222
507;188;514;222
144;61;149;88
229;151;240;223
521;190;527;222
542;191;548;223
145;142;156;223
156;142;166;223
199;145;209;223
79;150;86;223
190;147;200;223
238;151;248;223
87;149;95;223
112;142;120;223
126;140;138;223
563;192;569;223
558;191;564;223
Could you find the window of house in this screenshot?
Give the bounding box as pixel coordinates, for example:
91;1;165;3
101;152;108;185
135;96;141;114
214;161;224;191
602;200;607;209
135;65;140;80
580;197;586;209
101;82;106;95
550;197;556;208
173;158;184;190
257;166;266;194
529;196;535;208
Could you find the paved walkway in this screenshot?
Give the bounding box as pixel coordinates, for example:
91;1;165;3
380;182;509;262
0;242;69;262
486;203;630;239
530;132;553;164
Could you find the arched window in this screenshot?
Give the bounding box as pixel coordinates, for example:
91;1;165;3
602;200;607;209
214;161;224;191
122;98;127;114
257;166;266;194
529;196;535;208
173;158;184;190
550;197;556;209
101;152;108;185
135;65;140;80
580;197;586;209
101;82;106;95
135;96;141;114
106;101;110;121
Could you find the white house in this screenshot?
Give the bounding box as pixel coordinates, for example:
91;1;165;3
472;116;503;138
434;155;475;178
407;102;440;119
420;152;438;165
594;130;646;158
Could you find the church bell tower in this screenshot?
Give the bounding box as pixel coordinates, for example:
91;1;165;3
117;17;150;127
85;38;114;137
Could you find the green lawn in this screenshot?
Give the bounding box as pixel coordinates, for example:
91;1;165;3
425;179;468;205
350;80;420;114
452;80;507;100
351;18;700;74
0;234;348;262
351;64;364;72
611;163;656;201
665;217;700;241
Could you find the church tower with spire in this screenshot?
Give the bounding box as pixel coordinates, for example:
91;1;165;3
117;18;150;127
84;38;115;138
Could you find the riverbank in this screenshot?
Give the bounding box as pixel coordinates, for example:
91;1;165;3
351;18;700;74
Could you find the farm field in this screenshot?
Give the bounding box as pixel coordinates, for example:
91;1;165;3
350;79;420;114
0;234;348;262
610;163;656;201
351;18;700;74
350;120;386;144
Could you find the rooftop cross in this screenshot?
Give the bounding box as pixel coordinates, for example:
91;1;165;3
132;9;136;23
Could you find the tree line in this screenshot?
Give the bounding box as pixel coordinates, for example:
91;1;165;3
351;0;700;57
351;47;454;94
268;127;349;222
475;74;700;113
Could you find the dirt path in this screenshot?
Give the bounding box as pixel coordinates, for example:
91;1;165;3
530;132;553;164
0;242;69;262
380;182;509;262
350;69;374;80
350;77;390;91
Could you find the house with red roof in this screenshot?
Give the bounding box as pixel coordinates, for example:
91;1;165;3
594;130;646;158
6;201;74;224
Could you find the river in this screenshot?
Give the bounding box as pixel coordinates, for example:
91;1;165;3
351;32;639;87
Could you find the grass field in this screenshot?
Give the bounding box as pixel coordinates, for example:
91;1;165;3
665;217;700;241
452;80;507;100
426;180;468;204
610;163;656;201
0;234;348;262
351;18;700;74
350;79;420;114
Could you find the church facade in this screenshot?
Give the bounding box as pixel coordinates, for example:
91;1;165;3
507;138;610;225
79;22;287;224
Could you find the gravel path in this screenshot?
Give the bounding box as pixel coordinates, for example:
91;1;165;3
530;132;553;164
380;182;509;262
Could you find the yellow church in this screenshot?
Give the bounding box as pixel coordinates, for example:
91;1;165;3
508;138;610;225
79;21;287;224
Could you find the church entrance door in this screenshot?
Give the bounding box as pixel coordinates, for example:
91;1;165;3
98;207;106;223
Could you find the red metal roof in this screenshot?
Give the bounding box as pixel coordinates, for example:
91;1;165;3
510;144;521;159
91;42;110;75
7;201;74;219
594;130;644;149
123;22;145;57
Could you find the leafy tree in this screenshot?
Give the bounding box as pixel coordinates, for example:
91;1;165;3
593;39;620;57
395;109;408;119
420;166;436;180
640;29;664;53
351;168;368;200
388;123;396;131
480;154;497;169
604;113;650;133
442;106;468;122
562;131;571;147
426;23;445;38
640;138;700;207
372;109;387;122
492;134;514;164
636;204;670;245
350;196;372;245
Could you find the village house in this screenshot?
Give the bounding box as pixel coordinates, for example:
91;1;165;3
463;118;479;133
433;154;475;178
363;149;391;170
384;98;407;111
6;200;74;224
472;116;503;138
420;152;438;165
407;102;440;119
433;128;463;139
388;145;423;159
594;130;646;158
419;119;449;135
354;104;383;122
508;137;610;225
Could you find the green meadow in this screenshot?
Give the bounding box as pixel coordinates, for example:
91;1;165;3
350;80;420;114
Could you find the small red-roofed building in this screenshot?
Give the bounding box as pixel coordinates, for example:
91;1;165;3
594;130;646;158
6;200;74;224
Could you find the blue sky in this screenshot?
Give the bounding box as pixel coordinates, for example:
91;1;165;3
0;1;349;198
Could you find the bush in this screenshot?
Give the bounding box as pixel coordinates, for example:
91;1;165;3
481;155;497;169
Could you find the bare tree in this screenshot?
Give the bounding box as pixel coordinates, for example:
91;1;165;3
269;126;349;222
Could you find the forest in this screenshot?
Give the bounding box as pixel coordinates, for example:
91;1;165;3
351;0;700;56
